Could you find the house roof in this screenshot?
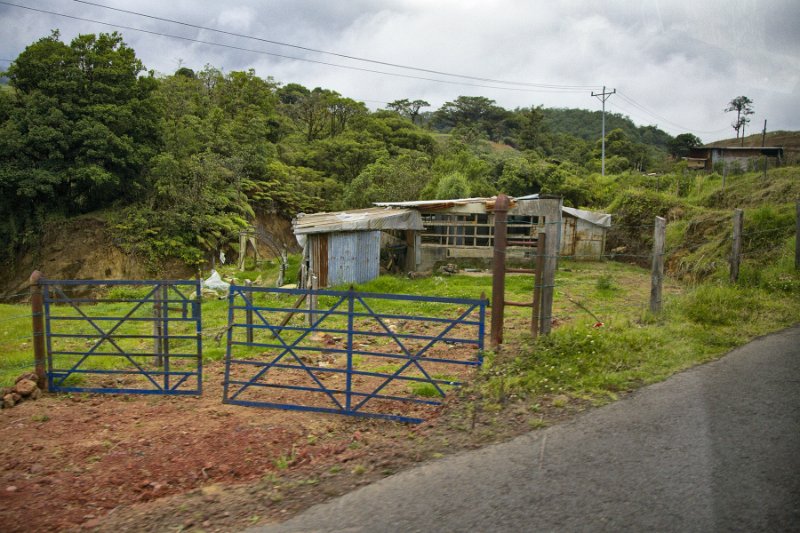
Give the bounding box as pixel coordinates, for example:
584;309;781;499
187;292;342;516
293;207;424;235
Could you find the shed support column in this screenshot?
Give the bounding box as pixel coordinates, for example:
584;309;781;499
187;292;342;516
405;230;419;272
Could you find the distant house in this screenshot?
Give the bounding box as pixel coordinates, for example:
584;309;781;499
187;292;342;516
687;146;784;172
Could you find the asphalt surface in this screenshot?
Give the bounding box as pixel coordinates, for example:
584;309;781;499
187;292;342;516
253;325;800;533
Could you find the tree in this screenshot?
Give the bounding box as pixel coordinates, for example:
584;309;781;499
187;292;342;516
668;133;702;158
386;98;430;124
0;31;159;259
435;172;470;199
513;106;547;150
327;94;367;137
343;151;432;207
725;96;754;142
432;96;510;141
285;87;329;141
305;132;387;184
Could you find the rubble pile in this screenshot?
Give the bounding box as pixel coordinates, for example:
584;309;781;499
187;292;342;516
2;372;43;409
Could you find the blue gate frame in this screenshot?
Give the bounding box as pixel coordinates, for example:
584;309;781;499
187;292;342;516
223;286;486;423
42;279;203;395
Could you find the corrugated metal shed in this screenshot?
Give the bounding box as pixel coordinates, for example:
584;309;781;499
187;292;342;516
327;232;381;286
295;207;424;289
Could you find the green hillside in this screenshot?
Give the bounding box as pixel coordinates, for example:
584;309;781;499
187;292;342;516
1;29;796;283
541;107;672;149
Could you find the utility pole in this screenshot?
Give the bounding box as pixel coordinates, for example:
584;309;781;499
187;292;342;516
592;86;616;176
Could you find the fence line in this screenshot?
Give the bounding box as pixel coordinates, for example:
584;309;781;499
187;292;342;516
741;224;795;237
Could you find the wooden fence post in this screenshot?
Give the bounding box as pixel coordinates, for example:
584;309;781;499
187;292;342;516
650;217;666;313
490;194;510;348
722;163;727;194
730;209;744;283
29;271;47;391
795;200;799;271
531;233;546;338
539;205;560;335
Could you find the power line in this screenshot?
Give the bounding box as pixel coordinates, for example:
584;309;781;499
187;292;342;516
72;0;601;91
0;1;593;94
615;91;730;135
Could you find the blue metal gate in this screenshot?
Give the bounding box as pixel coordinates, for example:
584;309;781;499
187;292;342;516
42;279;202;395
223;286;486;423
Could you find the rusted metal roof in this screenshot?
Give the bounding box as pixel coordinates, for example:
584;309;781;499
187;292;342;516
293;207;424;235
376;197;524;211
562;206;612;228
375;198;492;210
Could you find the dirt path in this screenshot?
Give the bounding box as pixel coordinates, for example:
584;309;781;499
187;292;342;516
0;354;589;532
0;362;394;531
253;326;800;533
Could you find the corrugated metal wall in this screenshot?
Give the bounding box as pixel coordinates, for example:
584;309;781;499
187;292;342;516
327;231;381;286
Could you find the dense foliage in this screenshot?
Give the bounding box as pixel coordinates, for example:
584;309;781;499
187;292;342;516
1;31;685;269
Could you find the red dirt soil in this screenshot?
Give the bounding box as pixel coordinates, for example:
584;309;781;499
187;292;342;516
0;362;388;532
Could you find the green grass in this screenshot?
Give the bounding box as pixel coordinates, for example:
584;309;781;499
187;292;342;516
478;265;800;406
409;382;443;398
0;260;656;386
0;304;36;382
2;232;797;418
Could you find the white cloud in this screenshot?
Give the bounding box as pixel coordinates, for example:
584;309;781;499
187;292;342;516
1;0;798;141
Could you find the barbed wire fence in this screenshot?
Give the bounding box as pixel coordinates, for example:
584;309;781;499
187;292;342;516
2;201;798;379
522;201;799;336
0;291;37;380
551;220;660;328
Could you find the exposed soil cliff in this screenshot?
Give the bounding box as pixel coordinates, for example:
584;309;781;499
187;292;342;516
1;211;297;300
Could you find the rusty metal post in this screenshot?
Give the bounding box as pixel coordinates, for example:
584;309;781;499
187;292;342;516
490;194;510;348
531;233;546;338
30;271;47;391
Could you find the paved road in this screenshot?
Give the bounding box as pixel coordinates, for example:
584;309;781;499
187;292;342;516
253;326;800;532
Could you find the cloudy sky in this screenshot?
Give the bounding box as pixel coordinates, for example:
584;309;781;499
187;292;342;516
1;0;798;142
